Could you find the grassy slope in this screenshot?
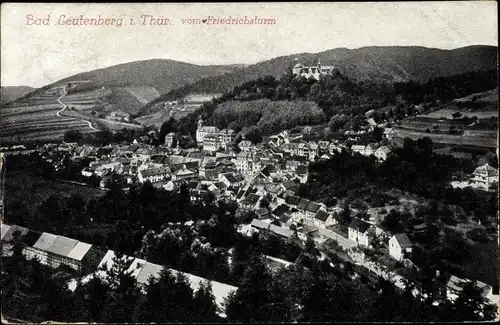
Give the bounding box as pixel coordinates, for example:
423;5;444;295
4;168;104;218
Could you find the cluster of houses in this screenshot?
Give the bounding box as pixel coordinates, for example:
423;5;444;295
350;143;396;161
106;110;131;122
265;130;346;161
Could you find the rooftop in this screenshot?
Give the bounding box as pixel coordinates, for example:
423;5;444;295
349;218;372;233
393;233;411;248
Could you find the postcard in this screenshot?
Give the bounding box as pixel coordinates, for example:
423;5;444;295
1;2;498;323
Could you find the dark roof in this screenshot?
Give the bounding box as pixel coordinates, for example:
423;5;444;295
393;233;411;248
306;202;321;213
214;181;227;190
186;181;199;190
2;225;29;242
297;198;310;210
233;173;245;182
261;164;275;176
203;161;217;169
273;204;290;217
236;189;246;200
256;208;269;216
285;195;301;206
315;210;330;222
280;213;292;223
296;165;308;175
22;230;42;246
349;218;372;233
223;173;238;184
244;194;261;205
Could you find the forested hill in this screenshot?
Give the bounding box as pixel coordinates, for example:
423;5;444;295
141;45;497;112
169;68;497;139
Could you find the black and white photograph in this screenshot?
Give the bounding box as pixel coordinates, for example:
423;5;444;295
0;2;498;323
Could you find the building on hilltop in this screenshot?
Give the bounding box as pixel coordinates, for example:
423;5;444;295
470;163;498;191
292;60;335;80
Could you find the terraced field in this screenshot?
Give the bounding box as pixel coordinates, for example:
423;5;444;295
392;127;497;148
392;89;498;149
0;85;99;143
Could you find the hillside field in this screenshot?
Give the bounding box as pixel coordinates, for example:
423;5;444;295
392;89;498;149
0;86;97;143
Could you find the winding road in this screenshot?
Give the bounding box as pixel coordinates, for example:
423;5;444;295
56;85;98;131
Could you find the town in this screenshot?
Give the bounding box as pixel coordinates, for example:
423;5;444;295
1;98;498;321
1;2;498;322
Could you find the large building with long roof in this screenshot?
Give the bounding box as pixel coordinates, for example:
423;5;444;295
68;249;238;316
1;224;98;272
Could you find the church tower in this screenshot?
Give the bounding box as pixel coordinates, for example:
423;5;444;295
197;116;204;130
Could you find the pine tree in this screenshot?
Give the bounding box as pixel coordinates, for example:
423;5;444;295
79;275;110;322
192;280;219;323
225;254;274;322
1;231;31;319
100;253;141;323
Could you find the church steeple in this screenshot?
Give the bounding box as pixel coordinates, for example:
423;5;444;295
197;116;203;130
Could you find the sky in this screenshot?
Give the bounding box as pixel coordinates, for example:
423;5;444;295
1;2;498;87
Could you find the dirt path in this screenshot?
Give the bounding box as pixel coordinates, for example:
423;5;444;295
56;85;98;131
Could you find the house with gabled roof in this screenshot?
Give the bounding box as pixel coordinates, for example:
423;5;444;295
138;166;171;183
219;172;245;188
0;224;97;272
445;275;494;304
242;194;262;211
305;201;323;218
285;195;301;208
348;218;375;247
389;233;412;261
374;145;393;161
297;198;310;212
365;143;378;156
69;249;237;317
314;210;337;228
470;163;499;191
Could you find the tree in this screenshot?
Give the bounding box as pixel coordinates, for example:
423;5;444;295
225;254;274;322
136;268;196;323
1;231;31;319
78;276;110;322
372;126;384;142
64;130;82;143
305;234;318;256
159;117;178;143
100;253;141;323
192;280;220;323
445;280;498;321
417;137;433;159
381;209;407;234
245;128;263;145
